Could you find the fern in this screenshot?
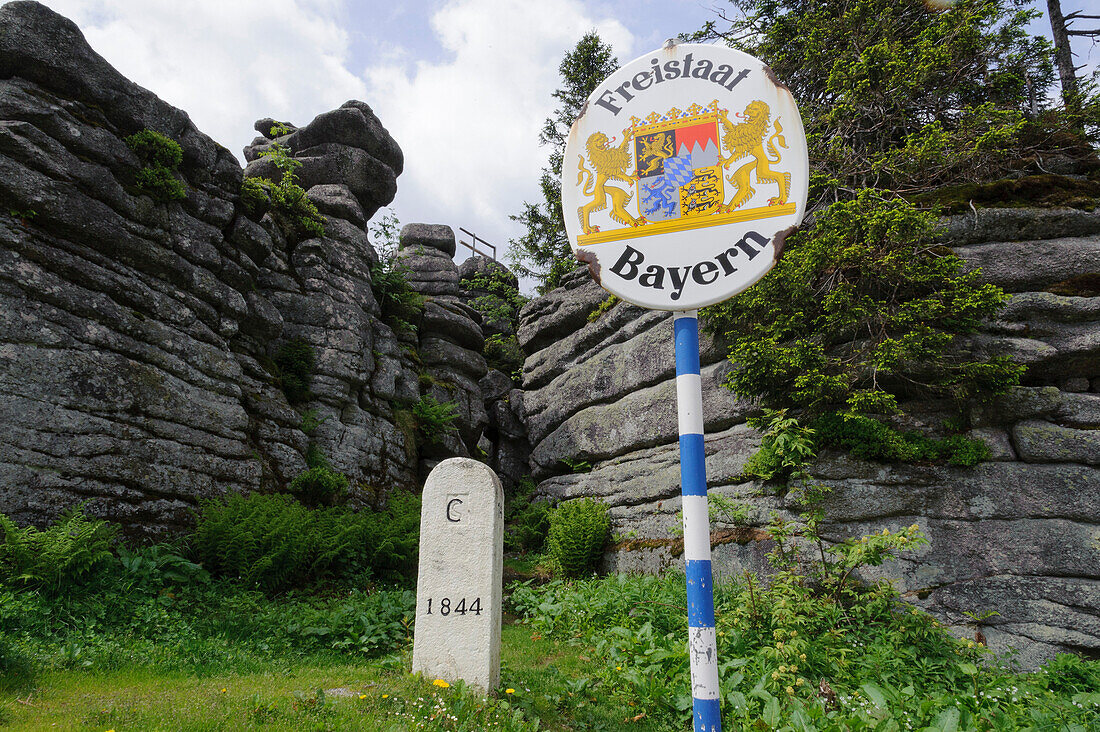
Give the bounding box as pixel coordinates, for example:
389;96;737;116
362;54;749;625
273;339;315;404
412;395;459;444
0;507;116;593
287;465;349;507
545;498;610;578
191;492;420;593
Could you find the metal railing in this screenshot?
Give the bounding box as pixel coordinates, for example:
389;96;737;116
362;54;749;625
457;228;496;260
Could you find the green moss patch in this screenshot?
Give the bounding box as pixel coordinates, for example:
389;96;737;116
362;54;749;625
912;174;1100;215
1047;273;1100;298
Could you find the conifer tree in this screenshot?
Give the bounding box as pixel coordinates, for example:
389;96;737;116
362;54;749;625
509;32;618;293
696;0;1075;452
1045;0;1100;127
694;0;1063;203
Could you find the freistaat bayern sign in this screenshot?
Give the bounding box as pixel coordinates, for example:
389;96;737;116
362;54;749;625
562;42;809;311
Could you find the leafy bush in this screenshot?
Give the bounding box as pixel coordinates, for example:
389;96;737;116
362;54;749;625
692;0;1086;203
877;103;1032;190
116;544;209;588
512;570;1100;730
360;491;422;584
935;433;995;467
812;411;916;461
242;137;325;240
366;209;425;334
273;338;315;404
513;508;1100;731
239;176;270;217
1041;652;1100;696
287;465;349;507
291;587;415;657
483;333;524;381
812;412;991;467
461;269;526;325
125;129;186;202
190;492;419;593
704;193;1023;421
191;493;323;592
0;507;116;593
412;395;459;444
545;498;609;577
741;410;817;481
370;258;425;335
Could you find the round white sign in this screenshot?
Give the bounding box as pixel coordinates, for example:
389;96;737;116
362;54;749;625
561;42;809;311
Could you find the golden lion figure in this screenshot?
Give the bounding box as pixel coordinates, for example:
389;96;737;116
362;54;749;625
577;131;645;234
637;132;674;176
716;100;790;212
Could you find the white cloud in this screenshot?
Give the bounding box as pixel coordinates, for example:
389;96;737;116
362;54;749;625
38;0;367;161
35;0;635;277
364;0;634;259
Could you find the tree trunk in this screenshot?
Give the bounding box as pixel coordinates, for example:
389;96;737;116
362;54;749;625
1046;0;1081;115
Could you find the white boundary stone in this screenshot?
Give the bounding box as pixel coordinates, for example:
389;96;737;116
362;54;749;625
411;458;504;692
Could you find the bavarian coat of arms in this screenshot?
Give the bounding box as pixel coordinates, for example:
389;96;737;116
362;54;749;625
575;99;794;246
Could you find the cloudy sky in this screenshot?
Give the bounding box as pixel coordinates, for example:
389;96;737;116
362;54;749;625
36;0;1099;284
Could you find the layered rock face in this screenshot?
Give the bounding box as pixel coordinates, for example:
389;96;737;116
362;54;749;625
1;1;286;536
458;256;530;491
395;224;489;472
521;209;1100;668
0;1;435;536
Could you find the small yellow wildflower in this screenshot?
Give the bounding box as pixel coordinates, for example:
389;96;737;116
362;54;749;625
786;686;795;695
616;666;622;671
796;678;805;687
778;665;787;673
433;679;450;688
220;688;227;693
382;694;389;699
506;689;515;694
359;694;367;700
910;523;919;531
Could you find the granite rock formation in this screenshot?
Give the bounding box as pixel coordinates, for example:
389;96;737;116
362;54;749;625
458;255;529;491
394;224;489;474
520;210;1100;668
0;1;499;536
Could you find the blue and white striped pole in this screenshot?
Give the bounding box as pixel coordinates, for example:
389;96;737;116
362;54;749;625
674;310;721;732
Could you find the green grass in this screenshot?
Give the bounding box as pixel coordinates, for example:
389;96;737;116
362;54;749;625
0;624;660;731
1;571;1098;731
